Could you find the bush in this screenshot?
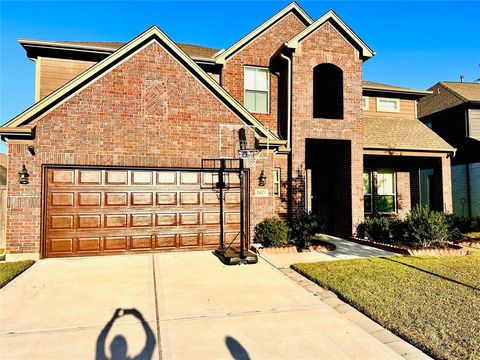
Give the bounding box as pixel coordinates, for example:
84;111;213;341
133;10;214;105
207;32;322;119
405;205;449;247
390;218;406;243
254;217;289;247
446;214;480;233
363;217;393;243
291;211;324;249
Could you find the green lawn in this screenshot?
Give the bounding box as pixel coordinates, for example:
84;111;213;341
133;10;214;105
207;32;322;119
0;260;35;288
292;249;480;360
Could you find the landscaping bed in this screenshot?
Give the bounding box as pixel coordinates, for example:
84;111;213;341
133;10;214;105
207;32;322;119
0;260;35;288
292;249;480;360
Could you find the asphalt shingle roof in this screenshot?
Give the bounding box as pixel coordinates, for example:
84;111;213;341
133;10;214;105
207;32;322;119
362;80;430;95
363;116;454;152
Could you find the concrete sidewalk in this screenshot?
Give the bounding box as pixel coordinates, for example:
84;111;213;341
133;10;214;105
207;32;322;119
1;251;404;359
260;235;398;268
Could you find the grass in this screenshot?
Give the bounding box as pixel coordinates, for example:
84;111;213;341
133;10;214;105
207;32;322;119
292;249;480;360
466;232;480;240
0;260;34;288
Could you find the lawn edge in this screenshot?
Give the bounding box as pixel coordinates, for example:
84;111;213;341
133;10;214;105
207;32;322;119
0;260;35;289
290;263;435;359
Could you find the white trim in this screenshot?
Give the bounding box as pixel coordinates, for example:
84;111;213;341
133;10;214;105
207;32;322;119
244;66;270;114
285;10;375;59
35;57;41;102
376;97;400;113
215;2;313;64
361;96;369;111
2;26;279;142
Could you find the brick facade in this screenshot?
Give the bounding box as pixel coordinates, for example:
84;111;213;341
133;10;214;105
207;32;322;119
290;22;364;236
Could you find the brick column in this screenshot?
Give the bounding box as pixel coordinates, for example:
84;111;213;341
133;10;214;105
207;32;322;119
440;155;453;213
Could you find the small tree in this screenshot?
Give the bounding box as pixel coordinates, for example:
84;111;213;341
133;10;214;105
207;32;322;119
405;205;449;247
254;217;289;247
291;211;324;249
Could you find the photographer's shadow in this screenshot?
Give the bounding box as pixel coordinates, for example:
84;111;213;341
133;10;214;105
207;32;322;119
96;308;156;360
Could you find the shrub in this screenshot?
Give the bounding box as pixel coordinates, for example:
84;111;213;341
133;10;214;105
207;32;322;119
254;217;289;247
291;211;324;249
405;205;449;247
363;217;393;243
390;218;406;243
446;214;480;233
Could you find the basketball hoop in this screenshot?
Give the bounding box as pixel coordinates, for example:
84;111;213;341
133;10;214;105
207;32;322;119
238;149;260;169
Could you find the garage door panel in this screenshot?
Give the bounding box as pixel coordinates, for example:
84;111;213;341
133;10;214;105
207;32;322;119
51;192;75;207
105;214;128;228
78;237;100;252
78;170;102;185
157;192;177;205
106;192;128;206
105;171;128;185
50;215;74;230
104;236;127;251
45;168;243;257
78;192;101;206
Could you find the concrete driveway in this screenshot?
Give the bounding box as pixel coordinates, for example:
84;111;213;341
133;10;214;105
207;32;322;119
1;252;402;359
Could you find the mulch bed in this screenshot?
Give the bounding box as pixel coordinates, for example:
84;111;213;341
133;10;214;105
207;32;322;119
309;239;336;252
349;237;469;256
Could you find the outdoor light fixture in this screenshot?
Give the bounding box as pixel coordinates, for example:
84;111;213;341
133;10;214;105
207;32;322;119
258;169;266;186
28;145;36;156
18;164;30;184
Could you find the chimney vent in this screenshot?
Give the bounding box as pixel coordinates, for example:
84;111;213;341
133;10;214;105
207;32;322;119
460;75;464;82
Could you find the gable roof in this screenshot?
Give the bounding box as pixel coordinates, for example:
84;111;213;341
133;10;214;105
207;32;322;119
362;80;431;96
363;116;454;153
440;82;480;102
1;26;279;142
418;82;480;118
215;2;313;64
285;9;375;60
19;39;219;62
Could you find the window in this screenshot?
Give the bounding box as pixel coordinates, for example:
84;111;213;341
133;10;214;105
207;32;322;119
244;67;269;113
313;63;343;119
273;168;281;197
363;171;372;214
377;169;396;213
361;96;369;110
377;97;400;112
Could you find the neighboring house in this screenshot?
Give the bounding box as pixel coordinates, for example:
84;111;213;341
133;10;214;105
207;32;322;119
418;81;480;217
0;153;6;185
0;2;453;260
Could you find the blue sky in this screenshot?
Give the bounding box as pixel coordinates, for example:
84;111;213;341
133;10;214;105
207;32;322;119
1;1;479;154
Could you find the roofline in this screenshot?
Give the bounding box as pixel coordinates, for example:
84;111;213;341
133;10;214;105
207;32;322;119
19;38;217;64
438;82;469;103
362;85;432;96
2;26;279;142
285;9;375;60
363;145;455;154
215;2;313;65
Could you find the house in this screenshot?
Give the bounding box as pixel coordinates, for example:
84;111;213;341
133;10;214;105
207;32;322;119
0;153;6;249
418;81;480;217
0;2;453;260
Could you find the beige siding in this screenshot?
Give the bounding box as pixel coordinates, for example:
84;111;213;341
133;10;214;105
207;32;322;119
468;109;480;141
39;57;96;100
363;96;416;118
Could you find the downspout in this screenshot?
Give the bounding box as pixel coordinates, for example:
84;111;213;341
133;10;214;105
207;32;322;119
279;53;292;149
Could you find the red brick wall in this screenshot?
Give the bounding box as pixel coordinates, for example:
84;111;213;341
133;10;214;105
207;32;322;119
6;41;278;255
221;12;307;134
290;21;364;236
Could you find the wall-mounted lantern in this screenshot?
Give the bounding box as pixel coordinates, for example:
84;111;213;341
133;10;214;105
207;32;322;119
258;169;266;187
18;164;30;184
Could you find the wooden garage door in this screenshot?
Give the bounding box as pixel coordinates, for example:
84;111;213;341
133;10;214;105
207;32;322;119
44;168;241;257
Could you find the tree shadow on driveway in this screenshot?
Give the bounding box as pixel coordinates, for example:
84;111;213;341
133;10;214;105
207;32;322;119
96;308;156;360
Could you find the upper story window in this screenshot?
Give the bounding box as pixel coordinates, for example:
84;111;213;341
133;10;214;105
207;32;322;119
377;97;400;112
362;96;369;110
313;63;343;119
244;66;269;114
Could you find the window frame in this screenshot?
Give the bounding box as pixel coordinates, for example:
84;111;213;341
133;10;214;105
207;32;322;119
361;96;369;111
376;97;400;113
244;66;270;114
376;168;397;214
363;170;373;214
273;168;281;197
